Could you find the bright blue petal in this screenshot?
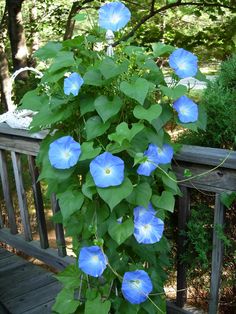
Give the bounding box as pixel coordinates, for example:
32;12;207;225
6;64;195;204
78;246;107;277
64;72;84;96
48;136;81;169
156;144;174;164
173;96;198;123
121;270;153;304
169;48;198;79
98;2;131;31
90;152;124;188
134;203;156;222
137;144;159;176
134;213;164;244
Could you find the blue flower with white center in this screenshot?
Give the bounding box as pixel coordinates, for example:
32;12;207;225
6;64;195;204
98;2;131;32
169;48;198;79
134;203;156;222
173;96;198;123
121;270;153;304
48;136;81;169
134;212;164;244
137;144;159;176
156;144;174;164
78;246;108;277
90;152;124;188
64;72;84;96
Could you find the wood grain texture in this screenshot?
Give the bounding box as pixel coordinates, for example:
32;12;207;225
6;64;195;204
0;228;74;270
208;195;225;314
0;150;18;234
11;152;32;241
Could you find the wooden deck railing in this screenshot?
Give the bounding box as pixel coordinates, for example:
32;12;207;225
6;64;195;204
0;123;235;314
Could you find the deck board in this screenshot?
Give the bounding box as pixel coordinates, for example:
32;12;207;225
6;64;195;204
0;248;62;314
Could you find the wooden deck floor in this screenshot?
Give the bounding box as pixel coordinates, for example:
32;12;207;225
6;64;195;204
0;247;62;314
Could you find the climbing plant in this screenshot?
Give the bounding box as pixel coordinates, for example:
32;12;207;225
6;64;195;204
20;2;206;313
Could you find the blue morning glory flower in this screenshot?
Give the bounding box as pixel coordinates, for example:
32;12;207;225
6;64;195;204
78;246;108;277
169;48;198;79
98;2;131;32
64;72;84;96
121;270;153;304
137;144;159;176
90;152;124;188
134;203;156;222
48;136;81;169
156;144;174;164
134;212;164;244
173;96;198;123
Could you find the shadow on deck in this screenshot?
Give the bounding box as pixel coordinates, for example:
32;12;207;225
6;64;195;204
0;247;61;314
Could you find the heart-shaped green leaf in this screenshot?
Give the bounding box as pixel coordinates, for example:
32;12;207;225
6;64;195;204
159;85;187;100
108;122;144;145
85;116;110;140
133;104;162;123
108;218;134;245
97;178;133;210
99;58;128;80
58;190;84;221
120;78;152;105
152;191;175;212
126;182;152;208
80;142;101;161
94;95;123;122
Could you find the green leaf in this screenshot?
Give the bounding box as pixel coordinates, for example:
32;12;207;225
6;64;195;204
195;69;210;83
120;78;153;105
151;42;175;57
99;58;128;80
184;169;192;177
20;90;48;111
119;301;139;313
220;191;236;208
160;85;187;100
80;142;101;161
126;182;152;208
84;70;104;86
108;218;134;245
49;51;75;73
34;41;62;59
162;171;181;195
85;296;111;314
94;95;123;122
82;173;96;200
152;191;175;212
108;122;144;145
85;116;110;140
52;288;80;314
73;13;87;21
58;190;84;220
97;178;133;210
151;104;173;133
55;265;81;289
79;96;95;116
133;153;147;166
133;104;162;123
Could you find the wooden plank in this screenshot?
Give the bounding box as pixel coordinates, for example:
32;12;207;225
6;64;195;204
0;150;18;234
174;145;236;170
5;281;62;314
0;254;28;272
0;228;74;270
0;248;14;260
176;187;191;308
27;155;49;249
22;300;55;314
0;123;47;140
208;194;225;314
0;302;10;314
167;301;191;314
0;134;40;156
51;194;67;257
11;152;32;241
173;162;236;192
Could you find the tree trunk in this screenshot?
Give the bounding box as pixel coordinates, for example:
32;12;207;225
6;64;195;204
0;5;12;112
6;0;28;80
29;0;39;67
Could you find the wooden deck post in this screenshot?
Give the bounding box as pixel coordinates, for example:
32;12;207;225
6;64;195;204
0;150;17;234
209;194;225;313
27;155;49;249
176;186;191;308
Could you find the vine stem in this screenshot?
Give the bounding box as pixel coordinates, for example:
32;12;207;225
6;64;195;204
155;151;231;183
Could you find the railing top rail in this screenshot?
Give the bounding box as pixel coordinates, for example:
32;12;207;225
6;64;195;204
0;123;236;169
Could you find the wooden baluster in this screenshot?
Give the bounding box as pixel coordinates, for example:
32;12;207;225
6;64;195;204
27;155;49;249
0;150;17;234
209;194;225;314
11;152;32;241
51;193;67;257
176;186;191;308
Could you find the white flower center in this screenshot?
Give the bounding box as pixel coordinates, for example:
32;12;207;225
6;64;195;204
61;150;72;160
104;168;112;175
91;255;99;263
141;224;152;235
130;279;142;289
177;61;187;70
110;13;121;24
179;106;190;116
